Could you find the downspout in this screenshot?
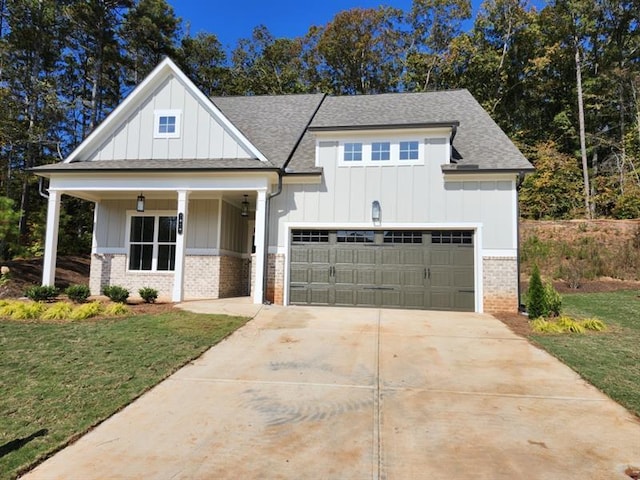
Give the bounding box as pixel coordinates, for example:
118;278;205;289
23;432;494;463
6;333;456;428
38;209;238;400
261;94;327;304
516;171;526;313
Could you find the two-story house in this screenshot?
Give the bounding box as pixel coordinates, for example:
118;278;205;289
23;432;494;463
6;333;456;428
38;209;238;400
33;58;533;313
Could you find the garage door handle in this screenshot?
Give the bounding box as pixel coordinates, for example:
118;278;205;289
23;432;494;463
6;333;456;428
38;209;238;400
329;266;335;277
424;268;430;280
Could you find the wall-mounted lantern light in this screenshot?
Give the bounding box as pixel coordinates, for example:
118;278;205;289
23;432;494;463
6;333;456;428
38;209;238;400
372;200;381;224
136;193;146;212
241;194;249;217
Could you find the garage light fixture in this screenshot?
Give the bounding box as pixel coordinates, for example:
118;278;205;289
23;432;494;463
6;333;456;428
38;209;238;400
136;193;145;212
241;195;249;217
372;200;381;225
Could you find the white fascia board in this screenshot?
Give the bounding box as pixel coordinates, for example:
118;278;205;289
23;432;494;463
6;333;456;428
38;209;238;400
312;127;453;140
48;172;271;193
64;58;268;164
443;172;519;182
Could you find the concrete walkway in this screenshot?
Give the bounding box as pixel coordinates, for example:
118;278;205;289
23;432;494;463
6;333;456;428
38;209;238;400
23;305;640;479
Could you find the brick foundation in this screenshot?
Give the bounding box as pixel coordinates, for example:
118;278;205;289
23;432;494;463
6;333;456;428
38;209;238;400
90;253;250;301
483;256;519;313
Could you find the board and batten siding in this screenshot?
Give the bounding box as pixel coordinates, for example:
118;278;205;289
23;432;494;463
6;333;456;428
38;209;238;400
219;200;248;254
270;138;516;251
95;199;220;251
85;74;253;162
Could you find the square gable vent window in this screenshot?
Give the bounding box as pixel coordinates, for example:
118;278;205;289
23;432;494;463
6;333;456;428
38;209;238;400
154;110;181;138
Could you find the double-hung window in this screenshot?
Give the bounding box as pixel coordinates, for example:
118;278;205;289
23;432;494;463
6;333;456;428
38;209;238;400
129;214;177;271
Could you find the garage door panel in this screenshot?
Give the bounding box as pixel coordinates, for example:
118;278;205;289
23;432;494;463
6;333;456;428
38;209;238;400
355;290;376;307
431;290;453;309
404;290;427;308
290;266;309;284
357;270;376;286
381;290;402;307
311;248;331;263
453;268;474;288
381;249;400;265
431;269;453;287
290;248;309;263
453;246;474;265
310;288;330;305
455;291;475;310
334;268;355;284
334;288;356;306
381;270;401;286
289;286;308;304
355;249;376;265
403;270;424;287
310;268;331;284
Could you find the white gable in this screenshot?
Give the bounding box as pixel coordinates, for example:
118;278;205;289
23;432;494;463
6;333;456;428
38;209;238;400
65;58;266;163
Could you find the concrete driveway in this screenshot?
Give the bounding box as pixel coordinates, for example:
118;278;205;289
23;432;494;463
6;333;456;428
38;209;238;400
23;305;640;479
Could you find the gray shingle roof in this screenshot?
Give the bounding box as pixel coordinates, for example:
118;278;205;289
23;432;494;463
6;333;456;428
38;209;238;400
306;90;532;171
32;158;275;173
212;94;325;169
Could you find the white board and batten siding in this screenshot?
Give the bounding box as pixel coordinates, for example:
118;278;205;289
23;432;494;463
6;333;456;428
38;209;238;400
270;136;517;253
85;74;253;162
94;199;220;252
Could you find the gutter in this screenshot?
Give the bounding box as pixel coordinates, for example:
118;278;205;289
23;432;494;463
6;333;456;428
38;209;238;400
516;171;527;313
261;94;327;304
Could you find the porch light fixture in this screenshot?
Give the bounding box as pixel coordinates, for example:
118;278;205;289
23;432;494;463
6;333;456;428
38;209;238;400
240;195;249;217
372;200;381;224
136;193;145;212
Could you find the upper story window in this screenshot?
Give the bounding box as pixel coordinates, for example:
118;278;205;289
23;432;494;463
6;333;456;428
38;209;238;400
371;142;391;161
154;110;181;138
399;141;419;160
343;142;363;162
338;138;424;166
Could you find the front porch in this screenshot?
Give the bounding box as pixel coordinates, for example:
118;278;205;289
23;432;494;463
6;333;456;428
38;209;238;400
40;172;274;303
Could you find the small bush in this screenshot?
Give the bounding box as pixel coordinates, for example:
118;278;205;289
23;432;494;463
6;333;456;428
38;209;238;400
530;318;564;334
556;316;586;333
0;301;22;318
527;265;546;319
138;287;158;304
102;285;129;303
41;302;74;321
25;285;59;302
66;284;91;303
581;318;607;331
70;301;103;321
9;302;45;320
104;303;130;316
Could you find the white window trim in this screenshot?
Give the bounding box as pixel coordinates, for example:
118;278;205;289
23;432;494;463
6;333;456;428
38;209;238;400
338;138;425;166
154;109;182;139
125;210;177;272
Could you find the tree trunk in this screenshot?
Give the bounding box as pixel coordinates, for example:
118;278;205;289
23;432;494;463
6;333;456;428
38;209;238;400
575;43;591;218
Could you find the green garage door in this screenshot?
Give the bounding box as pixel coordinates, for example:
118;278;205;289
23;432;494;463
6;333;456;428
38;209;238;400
289;230;475;311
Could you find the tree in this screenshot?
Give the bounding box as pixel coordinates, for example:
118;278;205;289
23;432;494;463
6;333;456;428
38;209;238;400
405;0;471;91
230;26;307;95
310;7;407;94
120;0;180;88
178;32;228;96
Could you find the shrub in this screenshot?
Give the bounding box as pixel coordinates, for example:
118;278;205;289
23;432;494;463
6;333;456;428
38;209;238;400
0;301;22;318
102;285;129;303
70;301;103;321
526;265;546;319
9;302;45;320
530;318;564;334
138;287;158;304
25;285;59;302
104;303;130;316
543;281;562;317
556;316;586;333
41;302;74;321
66;284;91;303
581;318;607;331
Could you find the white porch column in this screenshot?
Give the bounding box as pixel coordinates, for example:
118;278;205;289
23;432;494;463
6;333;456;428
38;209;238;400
42;190;61;286
253;189;267;304
172;190;190;302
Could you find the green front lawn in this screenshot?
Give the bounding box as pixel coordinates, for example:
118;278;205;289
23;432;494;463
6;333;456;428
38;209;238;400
531;290;640;417
0;311;249;480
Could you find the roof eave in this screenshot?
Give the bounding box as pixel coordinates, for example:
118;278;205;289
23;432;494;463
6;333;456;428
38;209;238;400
308;121;460;132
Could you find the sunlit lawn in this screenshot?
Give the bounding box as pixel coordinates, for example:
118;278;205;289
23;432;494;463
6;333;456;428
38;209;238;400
531;290;640;417
0;311;249;479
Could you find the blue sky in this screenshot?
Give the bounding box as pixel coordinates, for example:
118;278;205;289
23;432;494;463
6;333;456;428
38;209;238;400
169;0;501;51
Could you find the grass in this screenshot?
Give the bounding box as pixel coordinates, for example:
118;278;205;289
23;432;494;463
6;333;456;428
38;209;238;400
530;290;640;417
0;310;249;479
